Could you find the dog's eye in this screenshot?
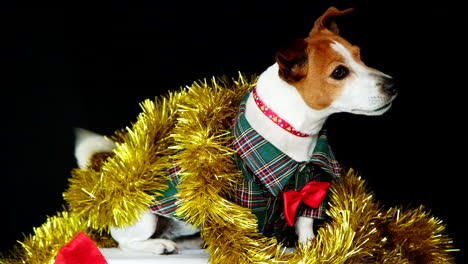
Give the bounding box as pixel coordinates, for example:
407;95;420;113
330;65;349;80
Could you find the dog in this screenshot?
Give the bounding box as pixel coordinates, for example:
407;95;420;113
75;7;397;254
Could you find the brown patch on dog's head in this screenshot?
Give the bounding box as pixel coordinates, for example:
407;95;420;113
276;39;309;83
276;7;357;110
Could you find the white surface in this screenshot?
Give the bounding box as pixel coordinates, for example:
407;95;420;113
100;248;209;264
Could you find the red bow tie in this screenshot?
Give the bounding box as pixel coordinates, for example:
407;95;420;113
282;181;330;226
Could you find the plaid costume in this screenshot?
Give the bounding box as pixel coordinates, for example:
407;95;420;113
149;165;182;217
150;88;341;237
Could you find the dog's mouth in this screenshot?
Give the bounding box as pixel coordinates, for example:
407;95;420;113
351;101;393;116
373;102;393;112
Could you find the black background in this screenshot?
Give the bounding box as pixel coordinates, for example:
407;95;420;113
1;1;466;262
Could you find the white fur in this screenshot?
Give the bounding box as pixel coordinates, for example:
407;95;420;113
110;210;179;254
245;64;333;162
74;128;116;169
329;41;395;115
295;216;315;243
159;218;199;239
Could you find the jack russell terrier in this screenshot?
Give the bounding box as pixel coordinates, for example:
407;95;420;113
75;7;397;254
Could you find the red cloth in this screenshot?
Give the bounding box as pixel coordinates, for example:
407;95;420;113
283;181;331;226
55;232;107;264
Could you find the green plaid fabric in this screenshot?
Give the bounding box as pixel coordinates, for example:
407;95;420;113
229;89;341;236
150;165;182;217
150;88;341;237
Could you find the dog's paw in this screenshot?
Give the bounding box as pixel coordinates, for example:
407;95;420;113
152;238;179;255
298;228;315;244
295;216;315;244
119;238;179;255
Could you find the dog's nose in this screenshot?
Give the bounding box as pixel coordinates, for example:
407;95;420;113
382;77;397;96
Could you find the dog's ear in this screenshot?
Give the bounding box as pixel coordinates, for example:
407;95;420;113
309;7;353;36
276;38;308;83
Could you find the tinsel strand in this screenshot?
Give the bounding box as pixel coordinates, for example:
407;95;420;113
377;206;457;263
0;210;116;264
274;170;378;264
171;74;288;263
64;91;182;229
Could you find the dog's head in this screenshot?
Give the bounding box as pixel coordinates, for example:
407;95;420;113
276;7;397;115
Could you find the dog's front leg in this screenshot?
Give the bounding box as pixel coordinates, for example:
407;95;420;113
295;216;315;244
110;210;179;254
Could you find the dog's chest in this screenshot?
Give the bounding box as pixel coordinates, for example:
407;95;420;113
228;96;341;235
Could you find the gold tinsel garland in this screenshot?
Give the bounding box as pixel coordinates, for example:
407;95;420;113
0;74;457;263
65;92;182;229
170;76;289;263
0;210;116;264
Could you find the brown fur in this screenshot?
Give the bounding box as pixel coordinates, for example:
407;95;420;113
276;7;373;110
89;152;114;172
